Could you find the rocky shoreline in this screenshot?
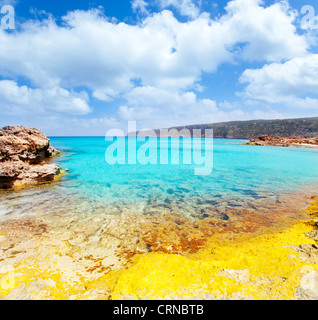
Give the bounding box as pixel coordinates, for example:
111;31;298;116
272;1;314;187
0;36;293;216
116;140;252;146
0;126;317;299
245;135;318;148
0;190;317;300
0;126;62;189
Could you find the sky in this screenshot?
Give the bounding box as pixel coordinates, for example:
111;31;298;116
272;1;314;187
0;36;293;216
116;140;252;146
0;0;317;136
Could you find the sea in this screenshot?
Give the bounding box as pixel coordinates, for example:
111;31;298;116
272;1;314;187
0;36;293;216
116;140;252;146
1;137;318;299
1;137;318;224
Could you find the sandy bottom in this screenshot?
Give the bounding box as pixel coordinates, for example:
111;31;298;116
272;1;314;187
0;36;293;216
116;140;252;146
0;183;317;300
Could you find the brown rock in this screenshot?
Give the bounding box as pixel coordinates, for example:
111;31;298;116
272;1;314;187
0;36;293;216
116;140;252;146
245;135;318;148
0;126;62;188
0;126;60;164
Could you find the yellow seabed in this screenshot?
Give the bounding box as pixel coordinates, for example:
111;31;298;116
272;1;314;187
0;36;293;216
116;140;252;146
111;212;318;300
0;197;317;300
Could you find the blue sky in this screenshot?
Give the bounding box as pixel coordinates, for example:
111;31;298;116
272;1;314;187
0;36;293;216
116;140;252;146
0;0;317;135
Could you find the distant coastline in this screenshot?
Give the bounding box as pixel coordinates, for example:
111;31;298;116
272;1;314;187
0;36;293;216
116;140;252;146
136;116;318;139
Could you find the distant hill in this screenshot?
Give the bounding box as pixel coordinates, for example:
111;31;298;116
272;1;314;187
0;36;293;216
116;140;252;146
138;117;318;139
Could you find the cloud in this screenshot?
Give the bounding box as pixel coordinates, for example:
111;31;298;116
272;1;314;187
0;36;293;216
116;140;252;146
157;0;201;19
131;0;149;15
240;54;318;109
0;1;307;97
0;80;91;115
12;114;123;137
221;0;307;62
0;0;313;132
118;86;219;128
117;86;282;129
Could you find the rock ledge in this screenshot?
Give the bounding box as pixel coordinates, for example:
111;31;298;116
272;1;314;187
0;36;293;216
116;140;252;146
0;126;62;188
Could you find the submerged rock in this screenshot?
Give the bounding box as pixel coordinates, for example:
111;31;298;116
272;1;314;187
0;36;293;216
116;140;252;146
0;126;62;188
199;207;230;221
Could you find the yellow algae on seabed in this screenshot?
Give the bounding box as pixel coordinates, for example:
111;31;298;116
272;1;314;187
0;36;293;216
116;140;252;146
109;198;318;300
0;198;318;300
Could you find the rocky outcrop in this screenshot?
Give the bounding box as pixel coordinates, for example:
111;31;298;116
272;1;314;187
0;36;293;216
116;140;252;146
0;126;62;188
245;135;318;148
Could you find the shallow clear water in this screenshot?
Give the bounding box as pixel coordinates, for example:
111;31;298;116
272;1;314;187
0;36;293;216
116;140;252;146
52;137;318;198
1;138;318;300
1;136;318;291
1;137;318;222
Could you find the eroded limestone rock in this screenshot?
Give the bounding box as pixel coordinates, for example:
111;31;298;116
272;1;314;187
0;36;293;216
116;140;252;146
0;126;62;188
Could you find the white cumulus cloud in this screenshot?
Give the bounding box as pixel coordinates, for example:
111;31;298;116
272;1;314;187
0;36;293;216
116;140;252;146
240;54;318;109
117;86;276;129
0;0;313;132
0;80;91;115
158;0;201;19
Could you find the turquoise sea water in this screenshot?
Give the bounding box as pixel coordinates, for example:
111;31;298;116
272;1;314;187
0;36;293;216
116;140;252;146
1;137;318;222
51;137;318;190
48;137;318;216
